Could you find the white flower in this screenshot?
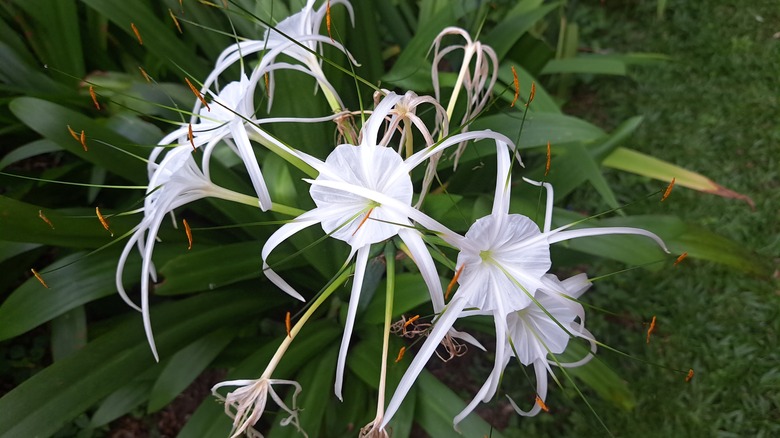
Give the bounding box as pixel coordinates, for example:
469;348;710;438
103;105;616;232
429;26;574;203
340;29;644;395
381;145;668;429
455;273;596;426
116;145;259;360
430;27;499;168
195;0;357;113
212;377;306;438
262;92;514;400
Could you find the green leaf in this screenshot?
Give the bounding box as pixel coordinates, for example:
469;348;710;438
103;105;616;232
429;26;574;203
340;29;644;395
9;97;147;183
148;328;236;413
541;56;628;76
90;369;159;428
484;1;560;59
50;305;87;362
0;289;274;438
156;242;262;295
557;341;635;410
416;370;506;438
603;147;755;207
0;251;139;341
79;0;209;79
470;112;606;150
360;273;438;325
0;196;137;248
0;139;62;170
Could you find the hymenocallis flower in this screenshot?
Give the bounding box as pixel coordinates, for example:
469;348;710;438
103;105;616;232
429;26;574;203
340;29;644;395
455;273;596;426
382;145;668;429
212;377;305;438
116;145;266;361
155;74;273;211
430;26;499;168
261;92;515;400
195;0;357;113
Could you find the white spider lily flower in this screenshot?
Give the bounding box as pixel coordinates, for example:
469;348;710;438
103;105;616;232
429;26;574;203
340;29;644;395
371;89;449;207
116;145;264;361
455;273;596;427
195;0;357;113
212;377;306;438
382;146;668;429
261;92;515;400
431;27;499;168
152;75;272;211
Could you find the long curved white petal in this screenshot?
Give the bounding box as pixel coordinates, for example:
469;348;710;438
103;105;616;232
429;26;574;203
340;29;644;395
334;245;368;400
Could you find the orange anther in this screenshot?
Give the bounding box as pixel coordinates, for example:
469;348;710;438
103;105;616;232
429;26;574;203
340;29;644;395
96;207;113;237
674;252;688;266
646;315;657;344
31;268;48;289
169;9;182;34
510;66;519;107
352;207;374;236
685;368;694;382
185;77;210;111
326;0;333;42
545;141;551;176
131;22;143;45
79;130;87;151
535;395;550;412
138;66;151;83
38;210;54;229
445;264;465;300
188;123;196;151
89;85;100;110
661;177;675;202
403;315;420;329
526;81;536;106
263;72;270;98
285;311;292;338
183;218;193;250
67;125;80;142
394;346;406;363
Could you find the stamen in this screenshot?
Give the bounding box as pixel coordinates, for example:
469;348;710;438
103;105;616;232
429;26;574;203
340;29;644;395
188;123;196;151
351;207;374;236
183;218;193;250
661;177;675;202
89;85;100;110
138;66;151;83
646;315;657;344
685;368;694;382
96;207;113;237
185;77;210;111
535;395;550;412
674;252;688;266
545;141;551;176
263;72;270;98
445;264;465;300
394;346;406;363
67;125;80;142
511;66;519;107
403;314;420;329
131;22;143;45
31;268;48;288
79;130;88;151
169;9;183;33
285;311;292;338
326;0;333;42
526;81;536;107
38;210;54;229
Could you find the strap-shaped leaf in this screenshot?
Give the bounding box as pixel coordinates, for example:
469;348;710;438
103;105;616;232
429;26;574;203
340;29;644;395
0;289;274;438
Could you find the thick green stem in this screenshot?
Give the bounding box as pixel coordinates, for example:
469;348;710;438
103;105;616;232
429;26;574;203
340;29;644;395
261;268;353;379
376;242;396;416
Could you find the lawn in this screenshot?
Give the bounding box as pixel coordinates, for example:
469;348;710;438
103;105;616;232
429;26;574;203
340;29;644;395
501;1;779;436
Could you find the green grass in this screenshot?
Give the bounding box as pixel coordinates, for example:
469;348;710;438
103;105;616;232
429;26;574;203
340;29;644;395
497;1;780;436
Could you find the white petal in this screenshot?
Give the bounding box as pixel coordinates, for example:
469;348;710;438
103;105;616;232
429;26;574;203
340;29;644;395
334;245;368;400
